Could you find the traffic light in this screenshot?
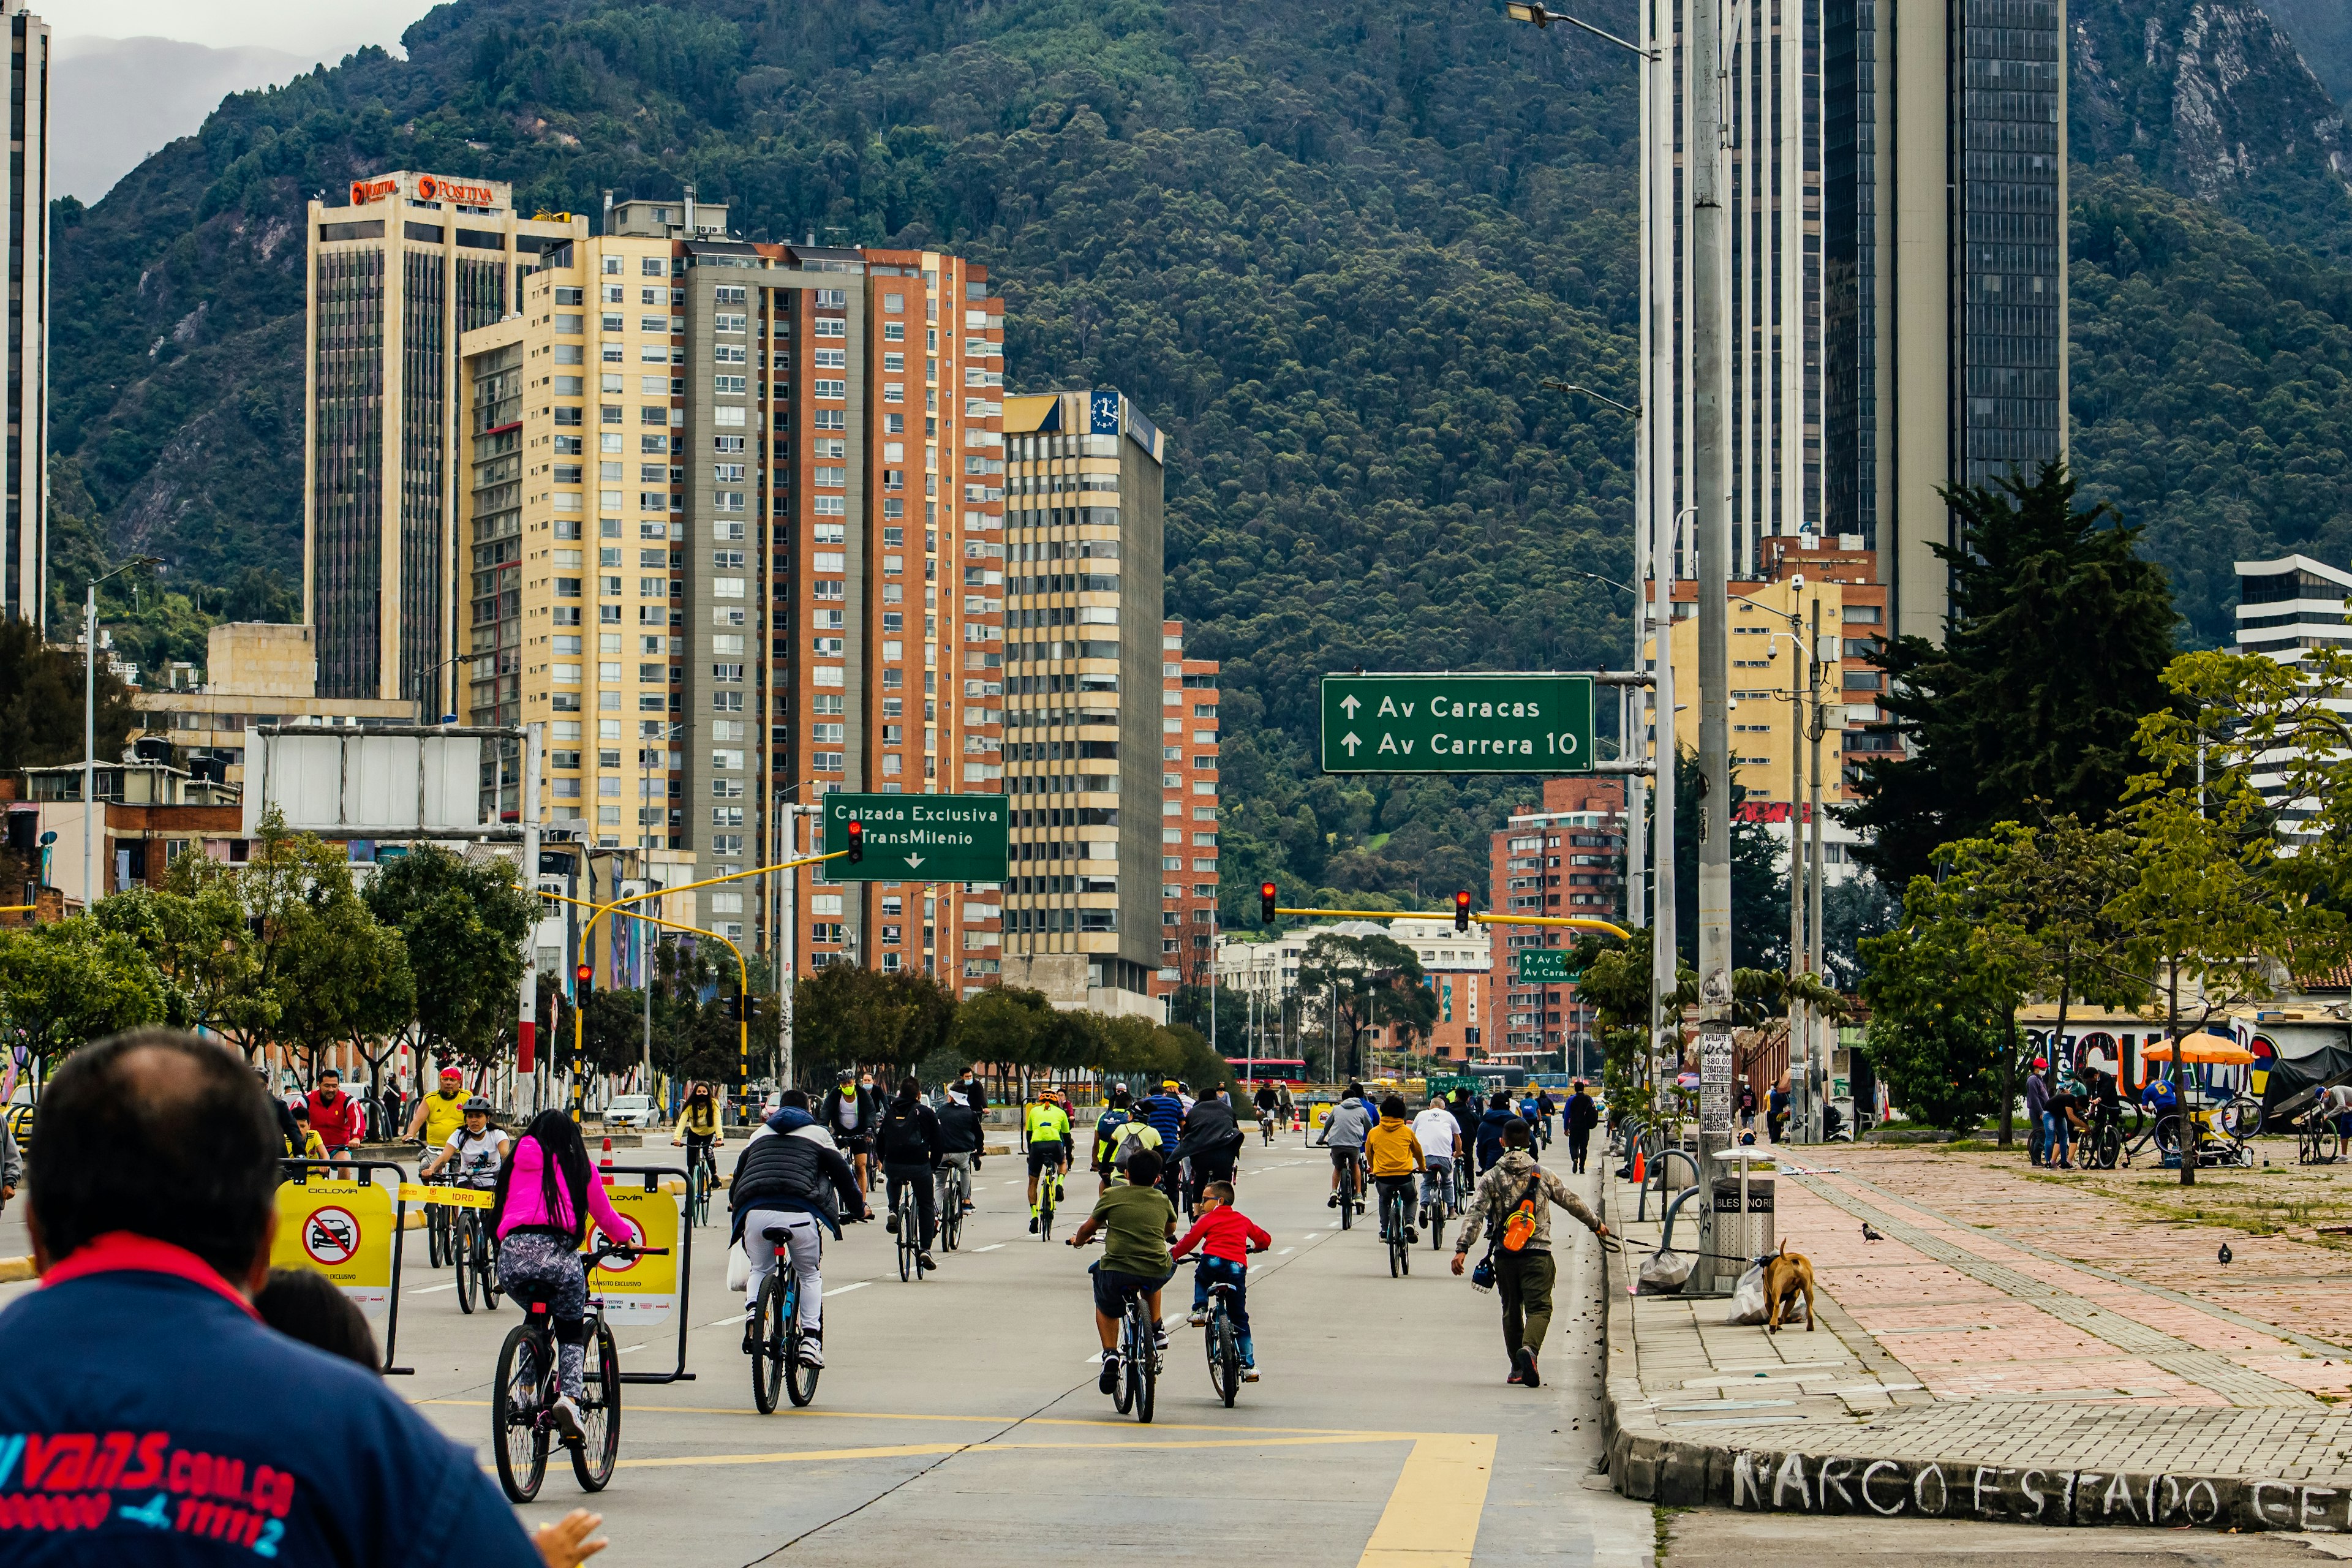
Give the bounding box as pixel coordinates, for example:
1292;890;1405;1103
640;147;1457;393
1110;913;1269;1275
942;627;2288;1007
1260;881;1277;928
574;962;594;1002
1453;890;1473;933
845;818;865;864
734;992;753;1025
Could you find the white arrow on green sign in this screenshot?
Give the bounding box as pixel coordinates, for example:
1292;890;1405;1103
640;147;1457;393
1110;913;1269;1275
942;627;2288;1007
1514;948;1580;984
821;793;1009;883
1320;673;1596;774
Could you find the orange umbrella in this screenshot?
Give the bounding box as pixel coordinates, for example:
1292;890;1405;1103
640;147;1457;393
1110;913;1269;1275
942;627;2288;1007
2141;1032;2256;1065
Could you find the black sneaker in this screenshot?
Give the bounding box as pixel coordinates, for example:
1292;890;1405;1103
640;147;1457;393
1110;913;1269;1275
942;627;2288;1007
741;1319;760;1356
1098;1352;1120;1394
1327;1193;1339;1209
918;1251;937;1272
885;1213;900;1234
1028;1215;1039;1234
1515;1347;1541;1388
1405;1227;1419;1245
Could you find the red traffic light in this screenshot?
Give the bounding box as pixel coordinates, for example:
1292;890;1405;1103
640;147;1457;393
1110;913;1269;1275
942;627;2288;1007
1259;881;1278;927
1453;890;1473;933
574;962;592;985
845;818;865;864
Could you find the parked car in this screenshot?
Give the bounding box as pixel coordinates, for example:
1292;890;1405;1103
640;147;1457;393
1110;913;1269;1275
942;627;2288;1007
601;1093;659;1131
4;1101;32;1149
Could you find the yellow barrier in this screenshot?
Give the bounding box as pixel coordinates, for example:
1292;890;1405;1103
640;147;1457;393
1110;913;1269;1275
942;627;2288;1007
0;1254;32;1283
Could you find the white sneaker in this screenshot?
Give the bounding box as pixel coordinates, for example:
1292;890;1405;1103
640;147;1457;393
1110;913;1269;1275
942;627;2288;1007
1243;1365;1261;1382
1186;1309;1208;1327
550;1395;586;1443
796;1333;826;1369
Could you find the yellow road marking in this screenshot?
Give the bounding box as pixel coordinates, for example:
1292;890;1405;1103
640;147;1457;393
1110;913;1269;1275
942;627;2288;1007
1357;1434;1498;1568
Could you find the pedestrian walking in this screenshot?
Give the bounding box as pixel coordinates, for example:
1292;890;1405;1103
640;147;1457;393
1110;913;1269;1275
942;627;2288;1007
1565;1081;1599;1174
1452;1121;1608;1387
1736;1080;1757;1132
0;1111;19;1215
2024;1059;2050;1166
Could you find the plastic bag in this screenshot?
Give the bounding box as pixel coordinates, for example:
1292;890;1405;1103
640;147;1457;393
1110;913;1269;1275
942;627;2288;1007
1637;1248;1694;1294
726;1240;750;1294
1727;1261;1768;1323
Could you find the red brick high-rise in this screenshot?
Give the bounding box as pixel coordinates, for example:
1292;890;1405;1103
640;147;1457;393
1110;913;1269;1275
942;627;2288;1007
1487;778;1626;1074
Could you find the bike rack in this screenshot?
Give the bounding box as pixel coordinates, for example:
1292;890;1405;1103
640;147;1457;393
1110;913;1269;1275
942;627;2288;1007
282;1158;416;1377
598;1162;696;1385
1649;1147;1701;1216
1656;1183;1705;1254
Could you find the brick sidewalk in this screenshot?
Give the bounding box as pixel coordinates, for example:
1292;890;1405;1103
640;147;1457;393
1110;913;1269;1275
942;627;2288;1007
1599;1143;2352;1529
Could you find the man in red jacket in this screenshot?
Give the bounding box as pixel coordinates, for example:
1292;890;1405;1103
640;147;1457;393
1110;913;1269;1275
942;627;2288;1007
305;1068;366;1175
1170;1180;1271;1381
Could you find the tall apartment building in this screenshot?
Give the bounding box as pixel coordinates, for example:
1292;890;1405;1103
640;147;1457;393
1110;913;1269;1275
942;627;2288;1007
1155;620;1220;998
1822;0;2067;641
4;2;47;627
1646;0;1820;584
306;172;586;707
995;388;1166;1017
2233;554;2352;835
1489;780;1625;1071
458;213;1007;980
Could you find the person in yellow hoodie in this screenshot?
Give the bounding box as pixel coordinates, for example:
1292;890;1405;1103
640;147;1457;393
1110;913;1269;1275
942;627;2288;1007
1365;1093;1426;1246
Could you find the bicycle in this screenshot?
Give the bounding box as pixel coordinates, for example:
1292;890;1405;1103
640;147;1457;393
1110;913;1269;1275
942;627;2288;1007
1420;1164;1455;1251
1260;1114;1275;1148
682;1141;717;1229
937;1158;973;1252
491;1239;662;1504
1381;1183;1412;1278
1203;1275;1247;1408
453;1202;502;1315
423;1170;456;1270
2078;1107;2125;1170
1110;1275;1159;1423
1333;1149;1363;1231
894;1177;925;1282
1038;1161;1062;1242
747;1223;821;1413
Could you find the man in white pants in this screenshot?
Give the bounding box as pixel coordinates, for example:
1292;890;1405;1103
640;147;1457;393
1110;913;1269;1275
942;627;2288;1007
730;1088;869;1367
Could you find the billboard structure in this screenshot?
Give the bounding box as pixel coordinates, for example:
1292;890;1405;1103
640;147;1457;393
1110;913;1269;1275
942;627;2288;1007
242;725;521;841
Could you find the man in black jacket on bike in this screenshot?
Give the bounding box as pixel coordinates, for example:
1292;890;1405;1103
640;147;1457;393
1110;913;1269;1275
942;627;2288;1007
876;1077;944;1270
935;1087;986;1220
730;1090;869;1365
1172;1086;1245;1211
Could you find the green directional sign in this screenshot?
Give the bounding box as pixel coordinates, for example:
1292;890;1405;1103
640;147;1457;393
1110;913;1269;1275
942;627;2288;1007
1514;948;1580;984
1319;673;1596;774
820;793;1009;883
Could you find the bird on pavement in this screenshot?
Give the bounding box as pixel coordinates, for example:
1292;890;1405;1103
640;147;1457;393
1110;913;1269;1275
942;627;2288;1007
2218;1243;2234;1264
1861;1223;1885;1242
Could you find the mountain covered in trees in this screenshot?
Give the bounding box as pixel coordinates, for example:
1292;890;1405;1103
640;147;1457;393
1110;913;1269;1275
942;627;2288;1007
44;0;2352;915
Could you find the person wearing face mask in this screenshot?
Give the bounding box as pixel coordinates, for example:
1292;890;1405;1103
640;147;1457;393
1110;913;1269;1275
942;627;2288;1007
821;1070;884;1194
669;1079;725;1196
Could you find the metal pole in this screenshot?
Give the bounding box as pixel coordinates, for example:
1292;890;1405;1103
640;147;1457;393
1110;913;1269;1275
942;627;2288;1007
1692;0;1732;1032
521;722;543;1114
1787;604;1806;1142
82;585;94;908
1807;600;1827;1139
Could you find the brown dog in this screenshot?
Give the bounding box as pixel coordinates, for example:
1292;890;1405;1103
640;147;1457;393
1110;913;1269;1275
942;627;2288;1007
1762;1240;1815;1332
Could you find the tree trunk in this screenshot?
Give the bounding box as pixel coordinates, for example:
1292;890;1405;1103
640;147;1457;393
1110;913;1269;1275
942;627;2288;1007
1998;1005;2017;1147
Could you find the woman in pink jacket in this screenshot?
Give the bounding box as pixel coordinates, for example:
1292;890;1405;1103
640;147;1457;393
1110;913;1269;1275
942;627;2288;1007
492;1109;631;1441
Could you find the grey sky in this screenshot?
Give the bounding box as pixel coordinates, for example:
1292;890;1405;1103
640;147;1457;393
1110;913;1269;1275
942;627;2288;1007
59;0;439;59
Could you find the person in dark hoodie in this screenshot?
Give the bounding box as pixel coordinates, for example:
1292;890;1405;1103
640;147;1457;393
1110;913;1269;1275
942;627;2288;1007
731;1088;869;1368
1170;1084;1243;1212
1476;1091;1521;1174
876;1075;944;1270
1448;1086;1480;1155
1564;1080;1600;1174
935;1086;986;1221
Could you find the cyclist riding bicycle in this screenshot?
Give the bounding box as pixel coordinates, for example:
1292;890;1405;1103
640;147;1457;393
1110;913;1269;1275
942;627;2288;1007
935;1085;986;1216
669;1080;725;1187
1105;1110;1164;1189
1172;1179;1272;1381
1315;1082;1376;1210
1171;1085;1243;1210
1093;1086;1136;1194
1412;1093;1464;1223
1366;1093;1425;1243
1024;1087;1074;1232
1068;1147;1178;1392
491;1110;635;1442
420;1096;508;1191
876;1077;944;1270
821;1070;884;1193
731;1088;869;1369
406;1065;471;1148
1253;1081;1281;1134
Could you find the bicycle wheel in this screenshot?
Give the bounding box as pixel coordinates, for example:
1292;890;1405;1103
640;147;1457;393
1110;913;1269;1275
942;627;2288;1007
1208;1310;1240;1407
1133;1320;1157;1425
482;1232;503;1310
455;1212;478;1314
426;1201;447;1270
751;1271;785;1414
1339;1164;1354;1231
1111;1311;1137;1416
897;1190;916;1282
570;1319;620;1492
1387;1194;1406;1278
687;1160;707;1229
492;1325;551;1504
1038;1184;1055;1243
785;1275;821;1408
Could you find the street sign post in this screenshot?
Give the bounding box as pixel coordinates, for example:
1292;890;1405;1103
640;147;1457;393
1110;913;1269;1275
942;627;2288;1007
820;793;1009;883
1513;948;1580;984
1319;673;1596;774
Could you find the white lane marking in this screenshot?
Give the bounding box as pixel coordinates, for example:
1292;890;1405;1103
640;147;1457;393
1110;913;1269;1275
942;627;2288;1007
823;1282;869;1298
974;1243;1005;1252
617;1343;649;1354
703;1316;746;1328
1279;1248;1295;1256
408;1282;459;1295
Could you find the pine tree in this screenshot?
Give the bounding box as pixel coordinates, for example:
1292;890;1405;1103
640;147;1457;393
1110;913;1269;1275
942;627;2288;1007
1843;461;2179;886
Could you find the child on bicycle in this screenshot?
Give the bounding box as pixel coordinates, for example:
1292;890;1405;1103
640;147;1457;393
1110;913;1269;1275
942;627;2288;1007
491;1109;637;1441
1170;1180;1271;1381
421;1096;508;1191
1068;1147;1177;1394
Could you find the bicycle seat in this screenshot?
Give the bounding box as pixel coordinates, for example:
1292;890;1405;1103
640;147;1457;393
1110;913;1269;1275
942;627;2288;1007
762;1225;789;1243
1206;1281;1238;1298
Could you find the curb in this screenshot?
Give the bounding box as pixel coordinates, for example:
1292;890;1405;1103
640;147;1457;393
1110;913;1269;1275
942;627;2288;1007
0;1254;30;1283
1594;1177;2346;1532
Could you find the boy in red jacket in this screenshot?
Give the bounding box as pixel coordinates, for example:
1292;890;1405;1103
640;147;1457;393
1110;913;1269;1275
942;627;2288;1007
1170;1180;1271;1381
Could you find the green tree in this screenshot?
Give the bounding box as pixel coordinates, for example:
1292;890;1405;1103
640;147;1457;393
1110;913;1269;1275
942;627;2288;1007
0;617;135;772
0;917;168;1085
1295;930;1434;1082
364;845;535;1076
1843;462;2179;888
793;964;957;1085
1665;748;1789;968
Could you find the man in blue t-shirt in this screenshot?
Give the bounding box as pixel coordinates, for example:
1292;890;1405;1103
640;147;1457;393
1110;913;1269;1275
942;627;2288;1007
0;1028;556;1567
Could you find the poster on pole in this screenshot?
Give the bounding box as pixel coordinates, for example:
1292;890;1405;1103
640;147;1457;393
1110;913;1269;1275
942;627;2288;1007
271;1179;397;1319
584;1184;680;1326
1698;1032;1734;1134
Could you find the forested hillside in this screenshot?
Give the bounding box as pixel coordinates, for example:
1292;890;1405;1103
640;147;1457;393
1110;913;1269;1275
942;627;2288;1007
43;0;2352;913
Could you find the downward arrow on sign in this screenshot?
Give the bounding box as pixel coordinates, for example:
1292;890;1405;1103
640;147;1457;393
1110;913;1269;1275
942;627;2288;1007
905;853;925;869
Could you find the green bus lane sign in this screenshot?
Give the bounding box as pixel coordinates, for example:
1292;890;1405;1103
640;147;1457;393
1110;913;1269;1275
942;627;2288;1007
1514;948;1580;984
1319;673;1596;775
821;793;1009;883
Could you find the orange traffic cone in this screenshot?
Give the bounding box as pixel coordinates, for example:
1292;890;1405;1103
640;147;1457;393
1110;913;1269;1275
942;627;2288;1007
600;1135;616;1186
1632;1149;1646;1185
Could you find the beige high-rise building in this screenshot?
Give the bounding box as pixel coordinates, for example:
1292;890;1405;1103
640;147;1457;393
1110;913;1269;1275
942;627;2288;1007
304;172;584;707
458;216;1008;984
5;2;47;628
